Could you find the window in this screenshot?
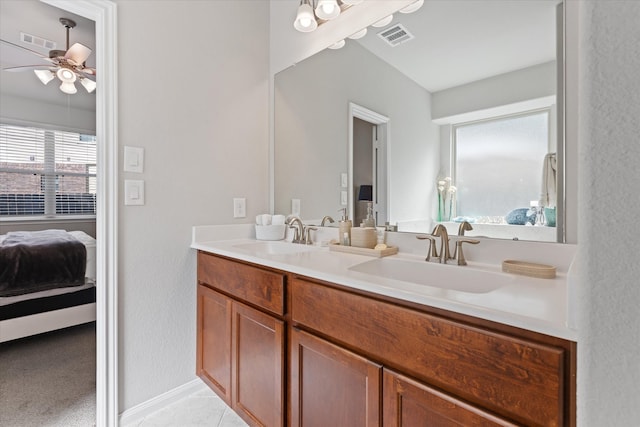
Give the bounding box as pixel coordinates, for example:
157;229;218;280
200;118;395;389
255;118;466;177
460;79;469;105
0;124;97;217
453;110;549;223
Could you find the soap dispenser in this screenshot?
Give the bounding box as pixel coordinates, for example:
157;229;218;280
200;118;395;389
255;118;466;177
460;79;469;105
338;208;352;246
361;202;376;228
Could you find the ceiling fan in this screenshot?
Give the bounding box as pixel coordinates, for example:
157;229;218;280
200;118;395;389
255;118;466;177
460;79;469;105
1;17;96;95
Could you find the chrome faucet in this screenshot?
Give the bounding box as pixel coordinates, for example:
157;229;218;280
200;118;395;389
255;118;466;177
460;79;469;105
431;224;451;263
286;216;305;244
320;216;335;226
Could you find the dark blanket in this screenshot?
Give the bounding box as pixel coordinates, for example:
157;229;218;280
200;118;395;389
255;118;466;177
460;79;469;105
0;230;87;297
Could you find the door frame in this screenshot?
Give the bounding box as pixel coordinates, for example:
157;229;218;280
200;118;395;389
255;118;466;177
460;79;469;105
42;1;119;426
348;102;390;224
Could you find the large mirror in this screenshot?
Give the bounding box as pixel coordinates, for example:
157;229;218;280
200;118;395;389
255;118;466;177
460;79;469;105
275;0;565;242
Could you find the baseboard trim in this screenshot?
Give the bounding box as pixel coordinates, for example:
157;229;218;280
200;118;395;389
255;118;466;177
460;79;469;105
118;378;208;426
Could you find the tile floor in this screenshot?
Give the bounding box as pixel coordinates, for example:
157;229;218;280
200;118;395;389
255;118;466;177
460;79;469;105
122;387;248;427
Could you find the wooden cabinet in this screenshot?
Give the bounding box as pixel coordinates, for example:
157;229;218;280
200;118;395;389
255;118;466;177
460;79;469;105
290;328;381;427
383;369;516;427
197;252;285;427
290;276;575;427
196;251;576;427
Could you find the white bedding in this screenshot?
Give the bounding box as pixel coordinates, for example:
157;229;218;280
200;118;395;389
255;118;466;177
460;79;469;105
0;230;97;305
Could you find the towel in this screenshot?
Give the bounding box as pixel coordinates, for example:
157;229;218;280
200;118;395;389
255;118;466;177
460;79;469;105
540;153;557;208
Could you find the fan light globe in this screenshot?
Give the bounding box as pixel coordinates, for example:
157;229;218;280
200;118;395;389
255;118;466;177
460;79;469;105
59;81;77;94
294;2;318;32
34;69;55;85
341;0;363;4
56;68;77;83
80;78;97;93
315;0;340;20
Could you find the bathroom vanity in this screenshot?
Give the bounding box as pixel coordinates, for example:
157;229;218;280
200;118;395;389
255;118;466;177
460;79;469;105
192;228;577;427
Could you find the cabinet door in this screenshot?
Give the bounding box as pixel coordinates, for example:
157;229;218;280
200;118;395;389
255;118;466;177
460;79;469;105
383;370;516;427
197;284;232;405
232;302;284;427
290;328;381;427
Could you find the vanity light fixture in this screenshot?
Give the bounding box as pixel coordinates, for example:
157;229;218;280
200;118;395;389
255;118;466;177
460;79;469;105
348;28;367;40
399;0;424;14
328;39;346;49
294;0;318;32
372;14;394;28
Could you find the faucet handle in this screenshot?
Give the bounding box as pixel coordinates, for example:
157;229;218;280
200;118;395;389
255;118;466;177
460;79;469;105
458;221;473;236
454;238;480;266
416;235;438;261
303;226;318;245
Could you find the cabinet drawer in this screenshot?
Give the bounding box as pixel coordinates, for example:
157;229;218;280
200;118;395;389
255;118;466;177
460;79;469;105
291;277;566;427
198;251;285;316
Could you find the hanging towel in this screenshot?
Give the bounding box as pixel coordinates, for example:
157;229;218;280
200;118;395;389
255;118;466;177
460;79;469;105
540;153;557;208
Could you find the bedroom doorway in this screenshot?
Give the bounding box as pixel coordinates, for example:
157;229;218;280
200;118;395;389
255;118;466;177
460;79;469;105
39;1;118;426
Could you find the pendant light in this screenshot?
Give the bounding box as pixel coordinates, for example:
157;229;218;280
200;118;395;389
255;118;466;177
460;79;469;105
315;0;340;21
294;0;318;32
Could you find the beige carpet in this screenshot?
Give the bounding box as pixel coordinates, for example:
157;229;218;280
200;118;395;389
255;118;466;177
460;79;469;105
0;322;96;427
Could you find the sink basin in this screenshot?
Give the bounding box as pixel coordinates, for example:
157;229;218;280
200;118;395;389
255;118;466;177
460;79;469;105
233;241;320;256
348;257;513;293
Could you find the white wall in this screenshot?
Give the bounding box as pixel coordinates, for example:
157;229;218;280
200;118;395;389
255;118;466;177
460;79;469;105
577;1;640;425
115;0;269;411
0;94;96;133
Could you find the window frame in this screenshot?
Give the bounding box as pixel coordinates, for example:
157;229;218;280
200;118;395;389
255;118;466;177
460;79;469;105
0;121;97;220
450;107;552;221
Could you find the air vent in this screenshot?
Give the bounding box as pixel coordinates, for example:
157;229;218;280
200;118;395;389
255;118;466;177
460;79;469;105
377;24;414;47
20;32;56;50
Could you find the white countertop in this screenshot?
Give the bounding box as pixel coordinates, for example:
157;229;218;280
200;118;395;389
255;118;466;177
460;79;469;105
191;225;578;342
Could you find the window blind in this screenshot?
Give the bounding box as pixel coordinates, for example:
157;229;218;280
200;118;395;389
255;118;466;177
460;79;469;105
0;123;97;216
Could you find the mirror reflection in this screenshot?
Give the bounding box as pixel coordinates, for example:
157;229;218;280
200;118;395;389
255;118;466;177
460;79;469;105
275;0;563;242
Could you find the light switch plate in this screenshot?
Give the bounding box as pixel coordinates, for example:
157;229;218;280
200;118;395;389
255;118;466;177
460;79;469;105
341;191;348;206
124;146;144;173
124;180;145;205
291;199;301;216
341;173;348;188
233;198;246;218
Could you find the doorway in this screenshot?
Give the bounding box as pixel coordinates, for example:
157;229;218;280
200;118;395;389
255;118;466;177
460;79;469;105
40;1;118;426
348;102;389;228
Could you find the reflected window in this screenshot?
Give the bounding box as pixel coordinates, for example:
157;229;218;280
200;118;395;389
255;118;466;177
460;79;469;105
453;110;549;223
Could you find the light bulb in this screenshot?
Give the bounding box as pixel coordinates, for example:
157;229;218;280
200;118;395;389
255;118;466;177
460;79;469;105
328;39;345;50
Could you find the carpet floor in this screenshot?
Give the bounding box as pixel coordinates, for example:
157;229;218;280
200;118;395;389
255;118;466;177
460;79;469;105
0;322;96;427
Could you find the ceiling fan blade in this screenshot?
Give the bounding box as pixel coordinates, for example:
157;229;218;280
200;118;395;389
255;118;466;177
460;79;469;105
65;43;92;65
0;39;55;63
2;65;55;72
79;67;96;76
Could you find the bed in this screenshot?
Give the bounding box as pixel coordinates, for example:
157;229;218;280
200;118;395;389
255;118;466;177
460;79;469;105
0;229;97;343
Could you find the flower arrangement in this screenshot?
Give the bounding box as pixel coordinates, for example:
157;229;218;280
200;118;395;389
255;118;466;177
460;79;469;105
437;177;456;222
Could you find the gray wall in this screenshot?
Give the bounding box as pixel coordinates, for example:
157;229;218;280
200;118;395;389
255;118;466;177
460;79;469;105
115;0;270;411
576;1;640;425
